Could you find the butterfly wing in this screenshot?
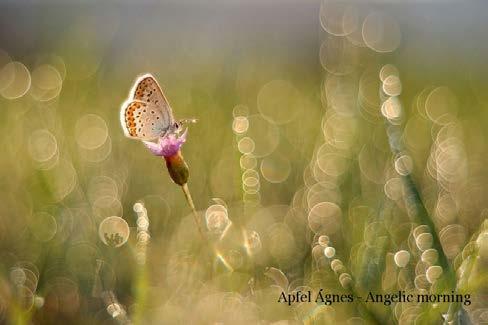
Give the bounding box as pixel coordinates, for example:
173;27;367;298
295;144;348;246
131;74;174;124
120;100;170;140
120;74;176;140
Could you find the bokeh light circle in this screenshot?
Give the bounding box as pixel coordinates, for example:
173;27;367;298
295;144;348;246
362;12;401;53
308;202;342;235
30;64;63;101
260;153;291;183
0;62;31;99
28;129;58;163
75;114;109;150
98;216;130;248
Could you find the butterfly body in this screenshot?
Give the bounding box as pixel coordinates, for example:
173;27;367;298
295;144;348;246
120;74;183;141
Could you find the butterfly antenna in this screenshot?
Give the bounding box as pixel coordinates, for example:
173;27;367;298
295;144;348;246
179;118;198;125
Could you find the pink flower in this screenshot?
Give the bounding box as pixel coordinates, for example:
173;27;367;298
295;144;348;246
143;129;187;158
143;129;189;186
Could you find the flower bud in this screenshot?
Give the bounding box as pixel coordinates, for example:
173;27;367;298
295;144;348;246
164;150;189;186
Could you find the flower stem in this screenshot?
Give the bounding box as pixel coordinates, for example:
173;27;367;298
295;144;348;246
181;183;206;240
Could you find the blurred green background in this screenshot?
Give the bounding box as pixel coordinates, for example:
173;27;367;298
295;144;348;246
0;0;487;324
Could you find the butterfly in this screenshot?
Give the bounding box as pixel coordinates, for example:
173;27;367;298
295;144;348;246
120;73;195;141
